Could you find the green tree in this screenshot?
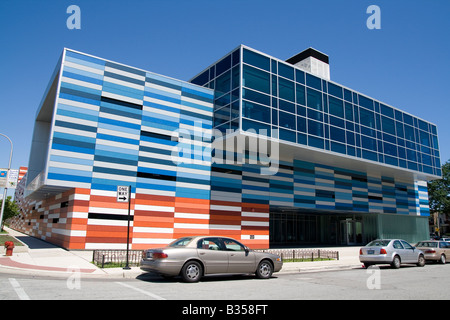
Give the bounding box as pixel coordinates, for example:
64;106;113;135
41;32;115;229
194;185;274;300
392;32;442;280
0;196;20;230
428;160;450;214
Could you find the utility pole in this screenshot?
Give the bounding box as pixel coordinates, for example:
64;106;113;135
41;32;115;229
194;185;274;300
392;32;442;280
0;133;13;231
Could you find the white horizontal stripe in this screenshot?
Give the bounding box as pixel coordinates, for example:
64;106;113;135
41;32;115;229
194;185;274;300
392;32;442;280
104;66;145;82
86;220;133;227
58;98;100;112
174;212;210;220
145;82;181;96
53;126;97;138
92;172;136;182
46;179;91;189
210;205;241;212
101;91;142;106
99;111;142;125
104;76;144;91
174;223;209;229
133;227;173;234
134;204;174;212
64;61;104;75
241;235;269;240
48;161;92;172
209;224;241;230
241;212;269;218
241;220;269;227
89;207;133;215
132;238;173;245
96;139;140;151
55;114;98;128
50;149;94;161
61;76;102;91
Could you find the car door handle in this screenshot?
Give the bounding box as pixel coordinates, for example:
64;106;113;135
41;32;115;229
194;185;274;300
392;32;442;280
199;252;206;255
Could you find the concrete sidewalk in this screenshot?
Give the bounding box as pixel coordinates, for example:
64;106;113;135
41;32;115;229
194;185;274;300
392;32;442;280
0;227;363;278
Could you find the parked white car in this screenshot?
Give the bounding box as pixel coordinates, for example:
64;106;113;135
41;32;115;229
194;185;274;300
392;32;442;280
359;239;425;269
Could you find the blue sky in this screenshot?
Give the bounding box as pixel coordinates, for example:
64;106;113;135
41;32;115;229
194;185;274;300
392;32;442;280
0;0;449;180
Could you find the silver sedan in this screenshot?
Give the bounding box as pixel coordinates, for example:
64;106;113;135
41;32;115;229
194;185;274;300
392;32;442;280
140;236;283;282
359;239;426;269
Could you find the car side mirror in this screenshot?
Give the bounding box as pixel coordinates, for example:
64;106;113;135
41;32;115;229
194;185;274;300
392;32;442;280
244;246;249;254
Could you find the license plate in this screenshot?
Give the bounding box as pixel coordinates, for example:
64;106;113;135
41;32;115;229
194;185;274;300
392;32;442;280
367;249;375;255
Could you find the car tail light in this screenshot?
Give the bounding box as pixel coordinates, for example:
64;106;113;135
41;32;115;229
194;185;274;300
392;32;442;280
359;249;363;255
425;249;436;254
380;248;387;254
152;252;168;259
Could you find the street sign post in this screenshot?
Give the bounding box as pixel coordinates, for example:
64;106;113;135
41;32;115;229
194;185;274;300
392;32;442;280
117;185;132;270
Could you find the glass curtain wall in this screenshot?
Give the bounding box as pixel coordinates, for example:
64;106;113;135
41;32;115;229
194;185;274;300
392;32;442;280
237;46;441;177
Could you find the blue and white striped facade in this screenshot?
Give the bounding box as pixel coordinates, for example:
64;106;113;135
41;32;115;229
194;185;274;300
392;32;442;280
13;46;441;249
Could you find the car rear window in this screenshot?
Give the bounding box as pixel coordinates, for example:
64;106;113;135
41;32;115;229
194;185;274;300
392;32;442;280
417;242;438;248
367;240;391;247
168;237;193;247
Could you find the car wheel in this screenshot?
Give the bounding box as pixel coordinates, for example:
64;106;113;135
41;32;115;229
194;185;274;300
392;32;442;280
439;254;446;264
181;261;202;283
391;255;401;269
256;260;273;279
417;254;425;267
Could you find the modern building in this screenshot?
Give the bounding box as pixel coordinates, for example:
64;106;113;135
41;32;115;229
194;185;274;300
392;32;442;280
10;45;441;250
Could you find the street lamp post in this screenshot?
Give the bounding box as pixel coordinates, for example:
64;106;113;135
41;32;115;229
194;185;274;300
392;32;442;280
0;133;13;231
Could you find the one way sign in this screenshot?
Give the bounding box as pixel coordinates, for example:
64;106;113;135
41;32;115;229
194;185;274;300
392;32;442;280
117;185;130;203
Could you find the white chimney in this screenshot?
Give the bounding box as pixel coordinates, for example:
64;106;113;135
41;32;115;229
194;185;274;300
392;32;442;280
286;48;330;80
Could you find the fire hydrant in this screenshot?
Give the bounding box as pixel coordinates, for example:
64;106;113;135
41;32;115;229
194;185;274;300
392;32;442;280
4;241;14;256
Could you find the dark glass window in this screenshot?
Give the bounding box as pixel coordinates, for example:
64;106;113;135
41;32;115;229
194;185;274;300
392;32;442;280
404;125;415;141
362;136;377;151
359;108;375;128
307;88;322;111
278;78;295;102
297;116;306;133
215;71;231;97
328;82;343;99
279;111;296;130
308;109;323;122
296;84;306;105
243;88;270;106
381;116;396;135
330;126;346;143
243;65;270;94
242;101;270;123
359;95;374;110
279;99;295;113
329;96;344;118
278;63;294;80
191;70;209;86
243;48;270;71
384;142;397;157
308;119;324;137
216;55;231;77
380;104;394;118
306;74;321;90
344;103;354;121
420;131;430;146
295;69;305;84
280;128;296;143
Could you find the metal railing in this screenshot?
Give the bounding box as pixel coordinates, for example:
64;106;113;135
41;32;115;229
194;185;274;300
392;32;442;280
92;248;339;268
92;249;144;268
255;249;339;261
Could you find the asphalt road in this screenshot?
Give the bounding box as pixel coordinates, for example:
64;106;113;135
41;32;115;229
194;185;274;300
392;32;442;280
1;263;449;301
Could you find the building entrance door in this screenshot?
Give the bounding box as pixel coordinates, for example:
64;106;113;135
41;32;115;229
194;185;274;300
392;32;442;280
340;219;363;245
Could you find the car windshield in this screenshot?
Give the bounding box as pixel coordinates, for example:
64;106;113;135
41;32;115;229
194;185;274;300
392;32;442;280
416;242;438;248
367;240;391;247
168;237;194;247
